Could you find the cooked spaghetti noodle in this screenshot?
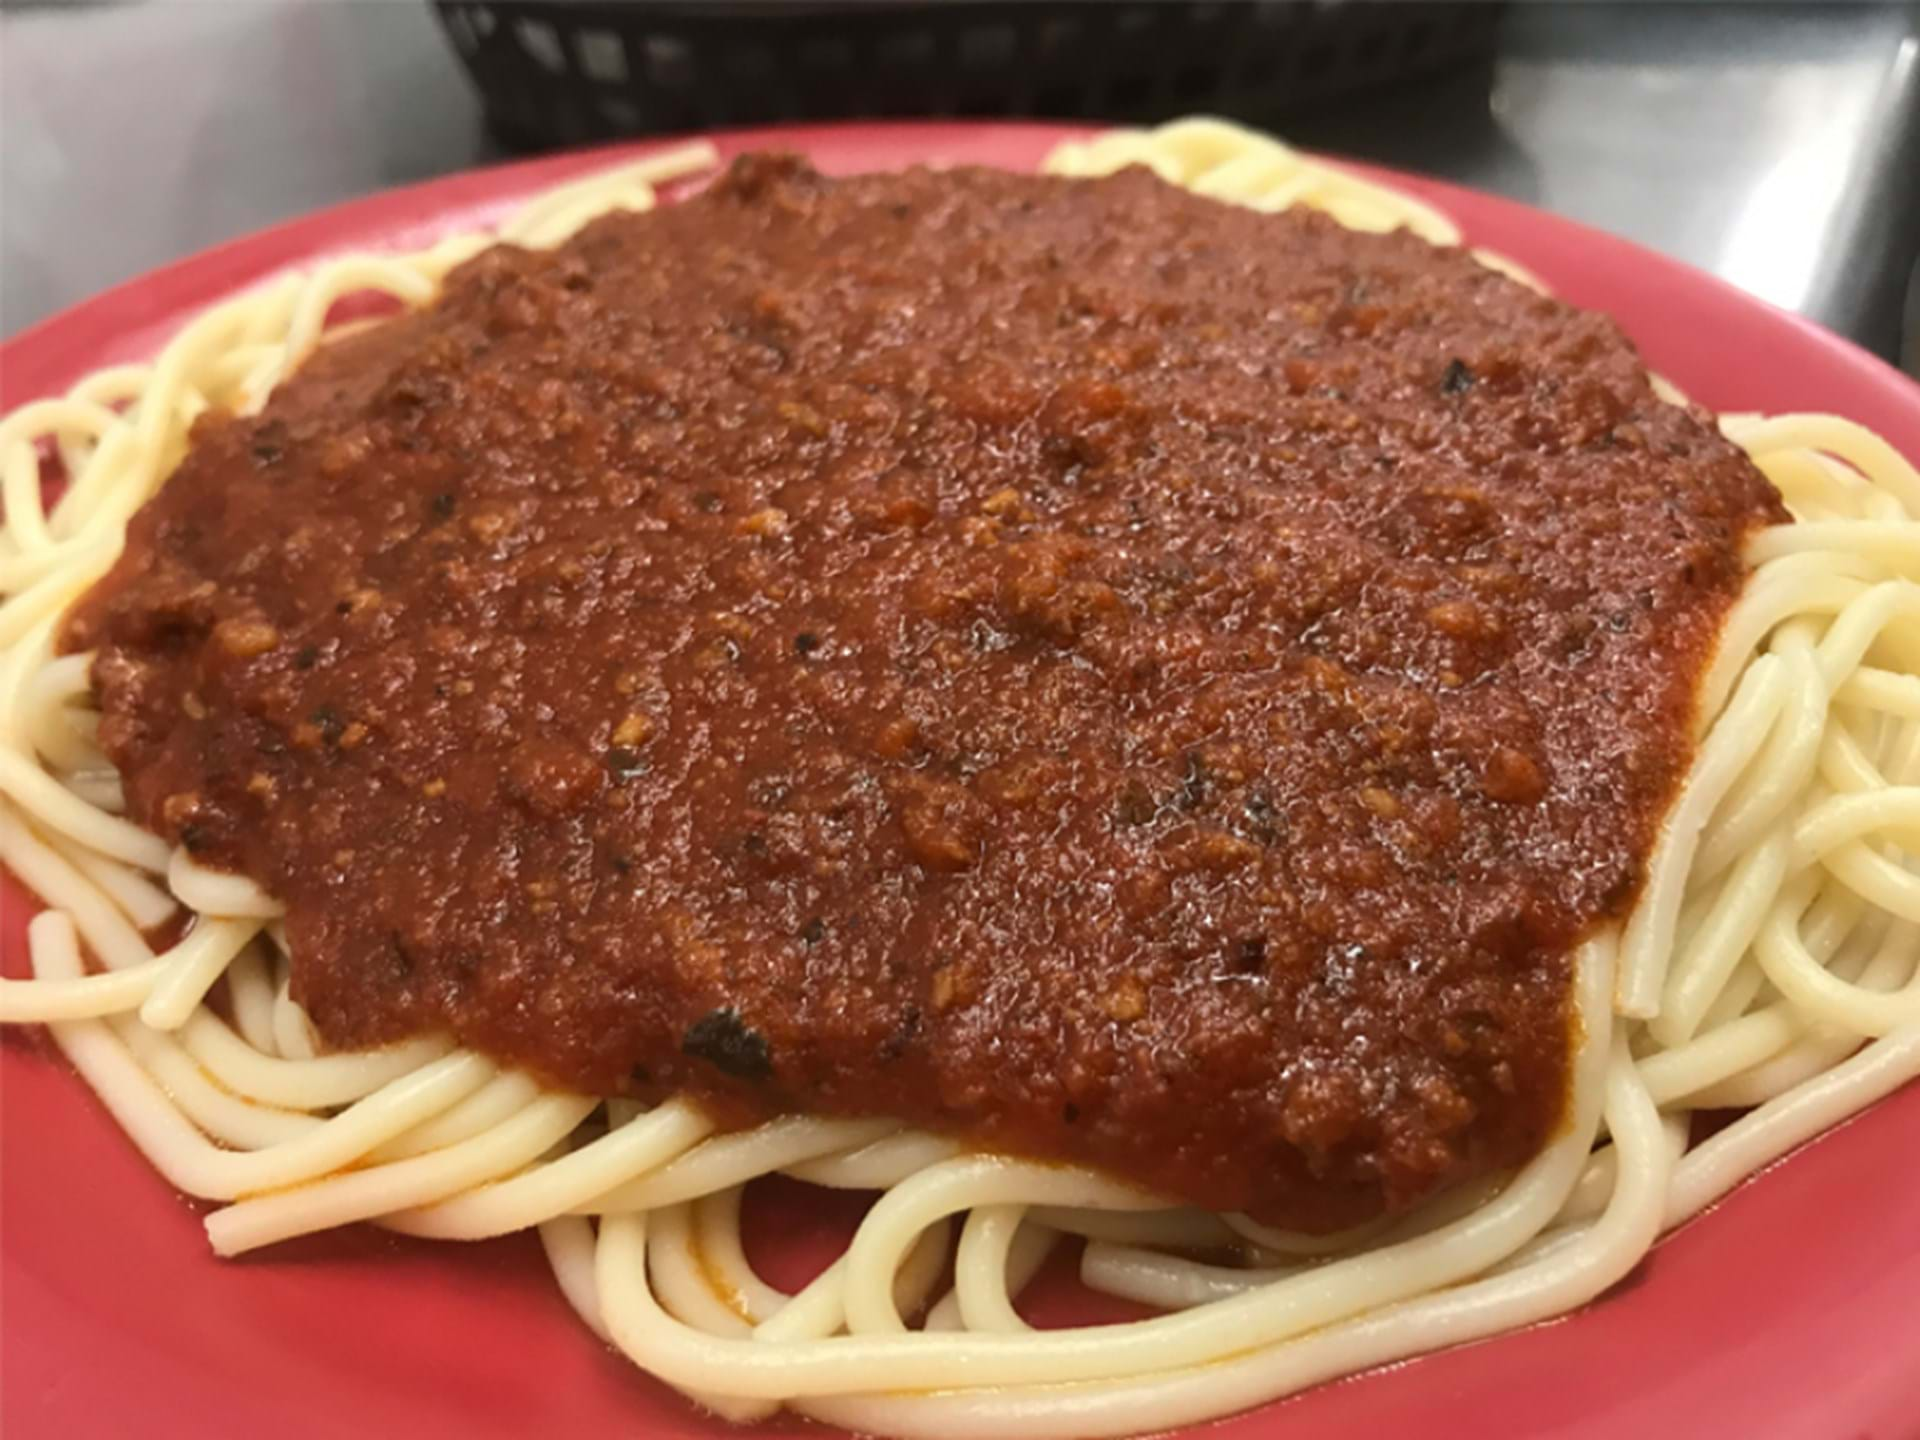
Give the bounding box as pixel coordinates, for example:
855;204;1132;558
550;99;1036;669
3;119;1918;1439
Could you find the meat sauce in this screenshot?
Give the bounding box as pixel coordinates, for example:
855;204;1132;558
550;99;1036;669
65;156;1786;1230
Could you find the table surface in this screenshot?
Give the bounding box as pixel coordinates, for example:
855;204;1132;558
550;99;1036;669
4;0;1918;377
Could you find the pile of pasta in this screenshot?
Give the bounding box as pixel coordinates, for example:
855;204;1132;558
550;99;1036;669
3;119;1917;1439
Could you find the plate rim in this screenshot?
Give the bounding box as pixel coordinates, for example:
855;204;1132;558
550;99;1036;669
4;117;1919;1440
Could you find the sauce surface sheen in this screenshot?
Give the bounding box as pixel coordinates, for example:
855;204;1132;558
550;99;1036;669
67;156;1786;1228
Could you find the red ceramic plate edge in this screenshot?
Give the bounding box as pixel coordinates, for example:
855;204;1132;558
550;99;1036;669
4;121;1919;1440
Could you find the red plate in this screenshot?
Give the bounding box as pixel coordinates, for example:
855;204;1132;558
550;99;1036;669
4;122;1919;1440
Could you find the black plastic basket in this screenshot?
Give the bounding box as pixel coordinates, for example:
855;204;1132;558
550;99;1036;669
433;1;1504;151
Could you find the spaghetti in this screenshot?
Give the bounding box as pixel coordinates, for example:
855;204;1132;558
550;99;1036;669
3;118;1919;1438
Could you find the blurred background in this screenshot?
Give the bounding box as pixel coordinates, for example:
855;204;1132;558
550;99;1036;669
3;0;1918;375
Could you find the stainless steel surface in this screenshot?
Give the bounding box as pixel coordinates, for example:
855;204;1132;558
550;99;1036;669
1;0;487;338
1289;2;1920;372
4;0;1918;374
